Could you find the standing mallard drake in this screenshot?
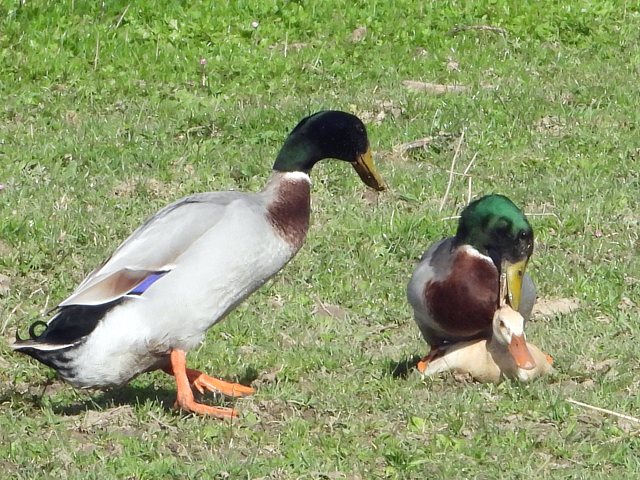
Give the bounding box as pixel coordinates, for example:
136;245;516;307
407;194;537;372
13;110;386;418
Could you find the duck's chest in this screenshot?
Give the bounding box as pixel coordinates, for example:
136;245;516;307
265;173;311;251
425;248;499;336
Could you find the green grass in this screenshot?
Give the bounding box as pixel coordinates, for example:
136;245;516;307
1;0;639;478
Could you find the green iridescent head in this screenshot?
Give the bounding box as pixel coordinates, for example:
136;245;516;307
455;194;534;310
272;110;385;191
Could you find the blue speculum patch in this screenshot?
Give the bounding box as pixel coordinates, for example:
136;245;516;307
128;271;169;295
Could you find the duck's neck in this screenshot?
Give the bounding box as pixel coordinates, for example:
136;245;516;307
264;171;311;251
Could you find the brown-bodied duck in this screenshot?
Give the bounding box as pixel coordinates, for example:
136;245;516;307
407;194;537;372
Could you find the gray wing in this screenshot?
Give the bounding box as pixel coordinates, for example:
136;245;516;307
59;191;259;307
407;238;454;344
407;238;454;307
519;273;537;322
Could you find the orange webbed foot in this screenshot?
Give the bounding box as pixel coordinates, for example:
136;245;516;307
416;358;429;373
186;368;255;397
416;347;445;373
173;394;239;418
167;349;253;418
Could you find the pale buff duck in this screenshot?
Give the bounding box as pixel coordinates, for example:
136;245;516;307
420;305;553;383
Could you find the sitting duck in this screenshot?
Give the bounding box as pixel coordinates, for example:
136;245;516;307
13;110;386;418
420;304;553;383
407;194;537;372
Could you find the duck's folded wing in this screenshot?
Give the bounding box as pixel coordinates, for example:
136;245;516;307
519;273;537;322
59;191;252;307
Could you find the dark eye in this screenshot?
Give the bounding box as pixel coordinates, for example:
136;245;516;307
519;230;529;240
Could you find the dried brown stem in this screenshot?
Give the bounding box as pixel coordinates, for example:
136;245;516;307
567;398;640;424
439;130;465;213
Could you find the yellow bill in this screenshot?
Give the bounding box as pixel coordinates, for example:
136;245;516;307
502;258;528;311
352;147;386;191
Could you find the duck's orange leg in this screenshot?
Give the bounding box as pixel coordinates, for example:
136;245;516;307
167;349;240;418
185;368;254;397
416;347;445;373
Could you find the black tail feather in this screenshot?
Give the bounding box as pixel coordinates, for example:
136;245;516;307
17;298;124;346
28;320;49;340
12;298;125;382
15;319;48;342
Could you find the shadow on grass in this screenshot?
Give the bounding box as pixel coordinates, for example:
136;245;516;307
51;384;176;416
237;365;260;385
387;354;422;378
8;365;259;417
